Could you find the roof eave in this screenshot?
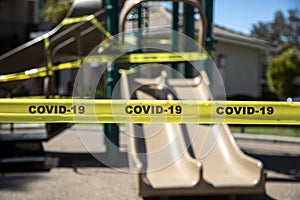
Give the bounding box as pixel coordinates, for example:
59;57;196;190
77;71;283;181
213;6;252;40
214;34;277;51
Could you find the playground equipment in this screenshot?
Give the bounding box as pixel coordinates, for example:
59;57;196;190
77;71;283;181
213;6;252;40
119;0;265;197
0;0;267;198
0;0;107;170
120;68;265;198
0;0;105;97
119;0;207;45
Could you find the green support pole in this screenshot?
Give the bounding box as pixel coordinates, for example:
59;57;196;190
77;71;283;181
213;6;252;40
137;6;142;28
172;2;179;72
203;0;214;51
202;0;214;82
105;0;119;160
137;5;142;51
184;3;194;78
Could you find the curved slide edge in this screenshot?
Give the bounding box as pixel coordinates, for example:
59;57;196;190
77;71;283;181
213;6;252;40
121;70;202;191
120;70;265;198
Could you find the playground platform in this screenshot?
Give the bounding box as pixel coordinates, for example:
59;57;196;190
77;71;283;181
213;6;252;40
0;126;299;200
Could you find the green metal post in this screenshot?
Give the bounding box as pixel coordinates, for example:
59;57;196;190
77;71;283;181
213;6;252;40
202;0;214;82
172;2;179;71
184;3;194;78
137;5;142;51
137;6;142;28
105;0;119;158
203;0;214;51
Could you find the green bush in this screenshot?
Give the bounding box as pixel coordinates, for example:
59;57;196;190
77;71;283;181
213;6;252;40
267;48;300;99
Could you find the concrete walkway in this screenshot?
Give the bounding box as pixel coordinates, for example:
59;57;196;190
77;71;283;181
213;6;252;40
0;126;299;200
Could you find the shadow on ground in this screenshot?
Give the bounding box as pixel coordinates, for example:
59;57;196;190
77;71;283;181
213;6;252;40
246;152;300;182
167;193;274;200
0;148;298;200
46;151;129;168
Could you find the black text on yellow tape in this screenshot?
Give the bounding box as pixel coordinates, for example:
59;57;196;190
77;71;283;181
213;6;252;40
0;99;299;124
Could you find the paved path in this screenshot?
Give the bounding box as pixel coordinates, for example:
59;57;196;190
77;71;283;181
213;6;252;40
236;139;300;200
0;126;299;200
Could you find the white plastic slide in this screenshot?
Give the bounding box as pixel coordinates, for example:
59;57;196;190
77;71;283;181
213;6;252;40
121;70;265;198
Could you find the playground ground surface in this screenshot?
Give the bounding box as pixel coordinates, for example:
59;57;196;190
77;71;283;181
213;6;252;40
230;125;300;138
0;125;299;200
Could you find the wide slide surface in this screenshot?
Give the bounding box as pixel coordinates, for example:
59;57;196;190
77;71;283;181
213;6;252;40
121;70;265;197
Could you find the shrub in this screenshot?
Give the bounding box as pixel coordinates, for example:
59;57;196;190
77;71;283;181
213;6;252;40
267;48;300;99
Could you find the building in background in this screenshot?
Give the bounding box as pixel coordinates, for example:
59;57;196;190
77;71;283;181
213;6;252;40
126;4;276;99
214;25;276;99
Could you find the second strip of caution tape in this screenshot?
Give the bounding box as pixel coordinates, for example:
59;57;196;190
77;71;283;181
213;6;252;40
0;52;207;83
0;99;299;124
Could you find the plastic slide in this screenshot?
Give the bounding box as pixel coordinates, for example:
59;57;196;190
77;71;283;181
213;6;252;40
0;0;105;97
120;70;265;198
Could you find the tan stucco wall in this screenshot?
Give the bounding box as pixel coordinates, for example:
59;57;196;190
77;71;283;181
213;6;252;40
214;41;262;99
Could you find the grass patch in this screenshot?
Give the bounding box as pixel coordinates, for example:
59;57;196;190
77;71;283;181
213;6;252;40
230;126;300;138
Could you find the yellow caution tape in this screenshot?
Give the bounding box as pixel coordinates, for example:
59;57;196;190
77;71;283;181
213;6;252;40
61;16;90;25
61;15;111;38
90;17;112;38
0;13;207;83
62;15;172;45
0;67;48;82
8;95;72;99
0;99;299;124
118;52;207;63
125;37;172;45
85;52;207;63
43;36;53;73
0;52;207;82
0;60;82;82
0;16;102;83
51;60;82;71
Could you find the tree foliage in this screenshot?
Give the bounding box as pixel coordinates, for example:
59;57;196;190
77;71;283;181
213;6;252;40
267;48;300;99
252;9;300;99
251;8;300;49
41;0;72;25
